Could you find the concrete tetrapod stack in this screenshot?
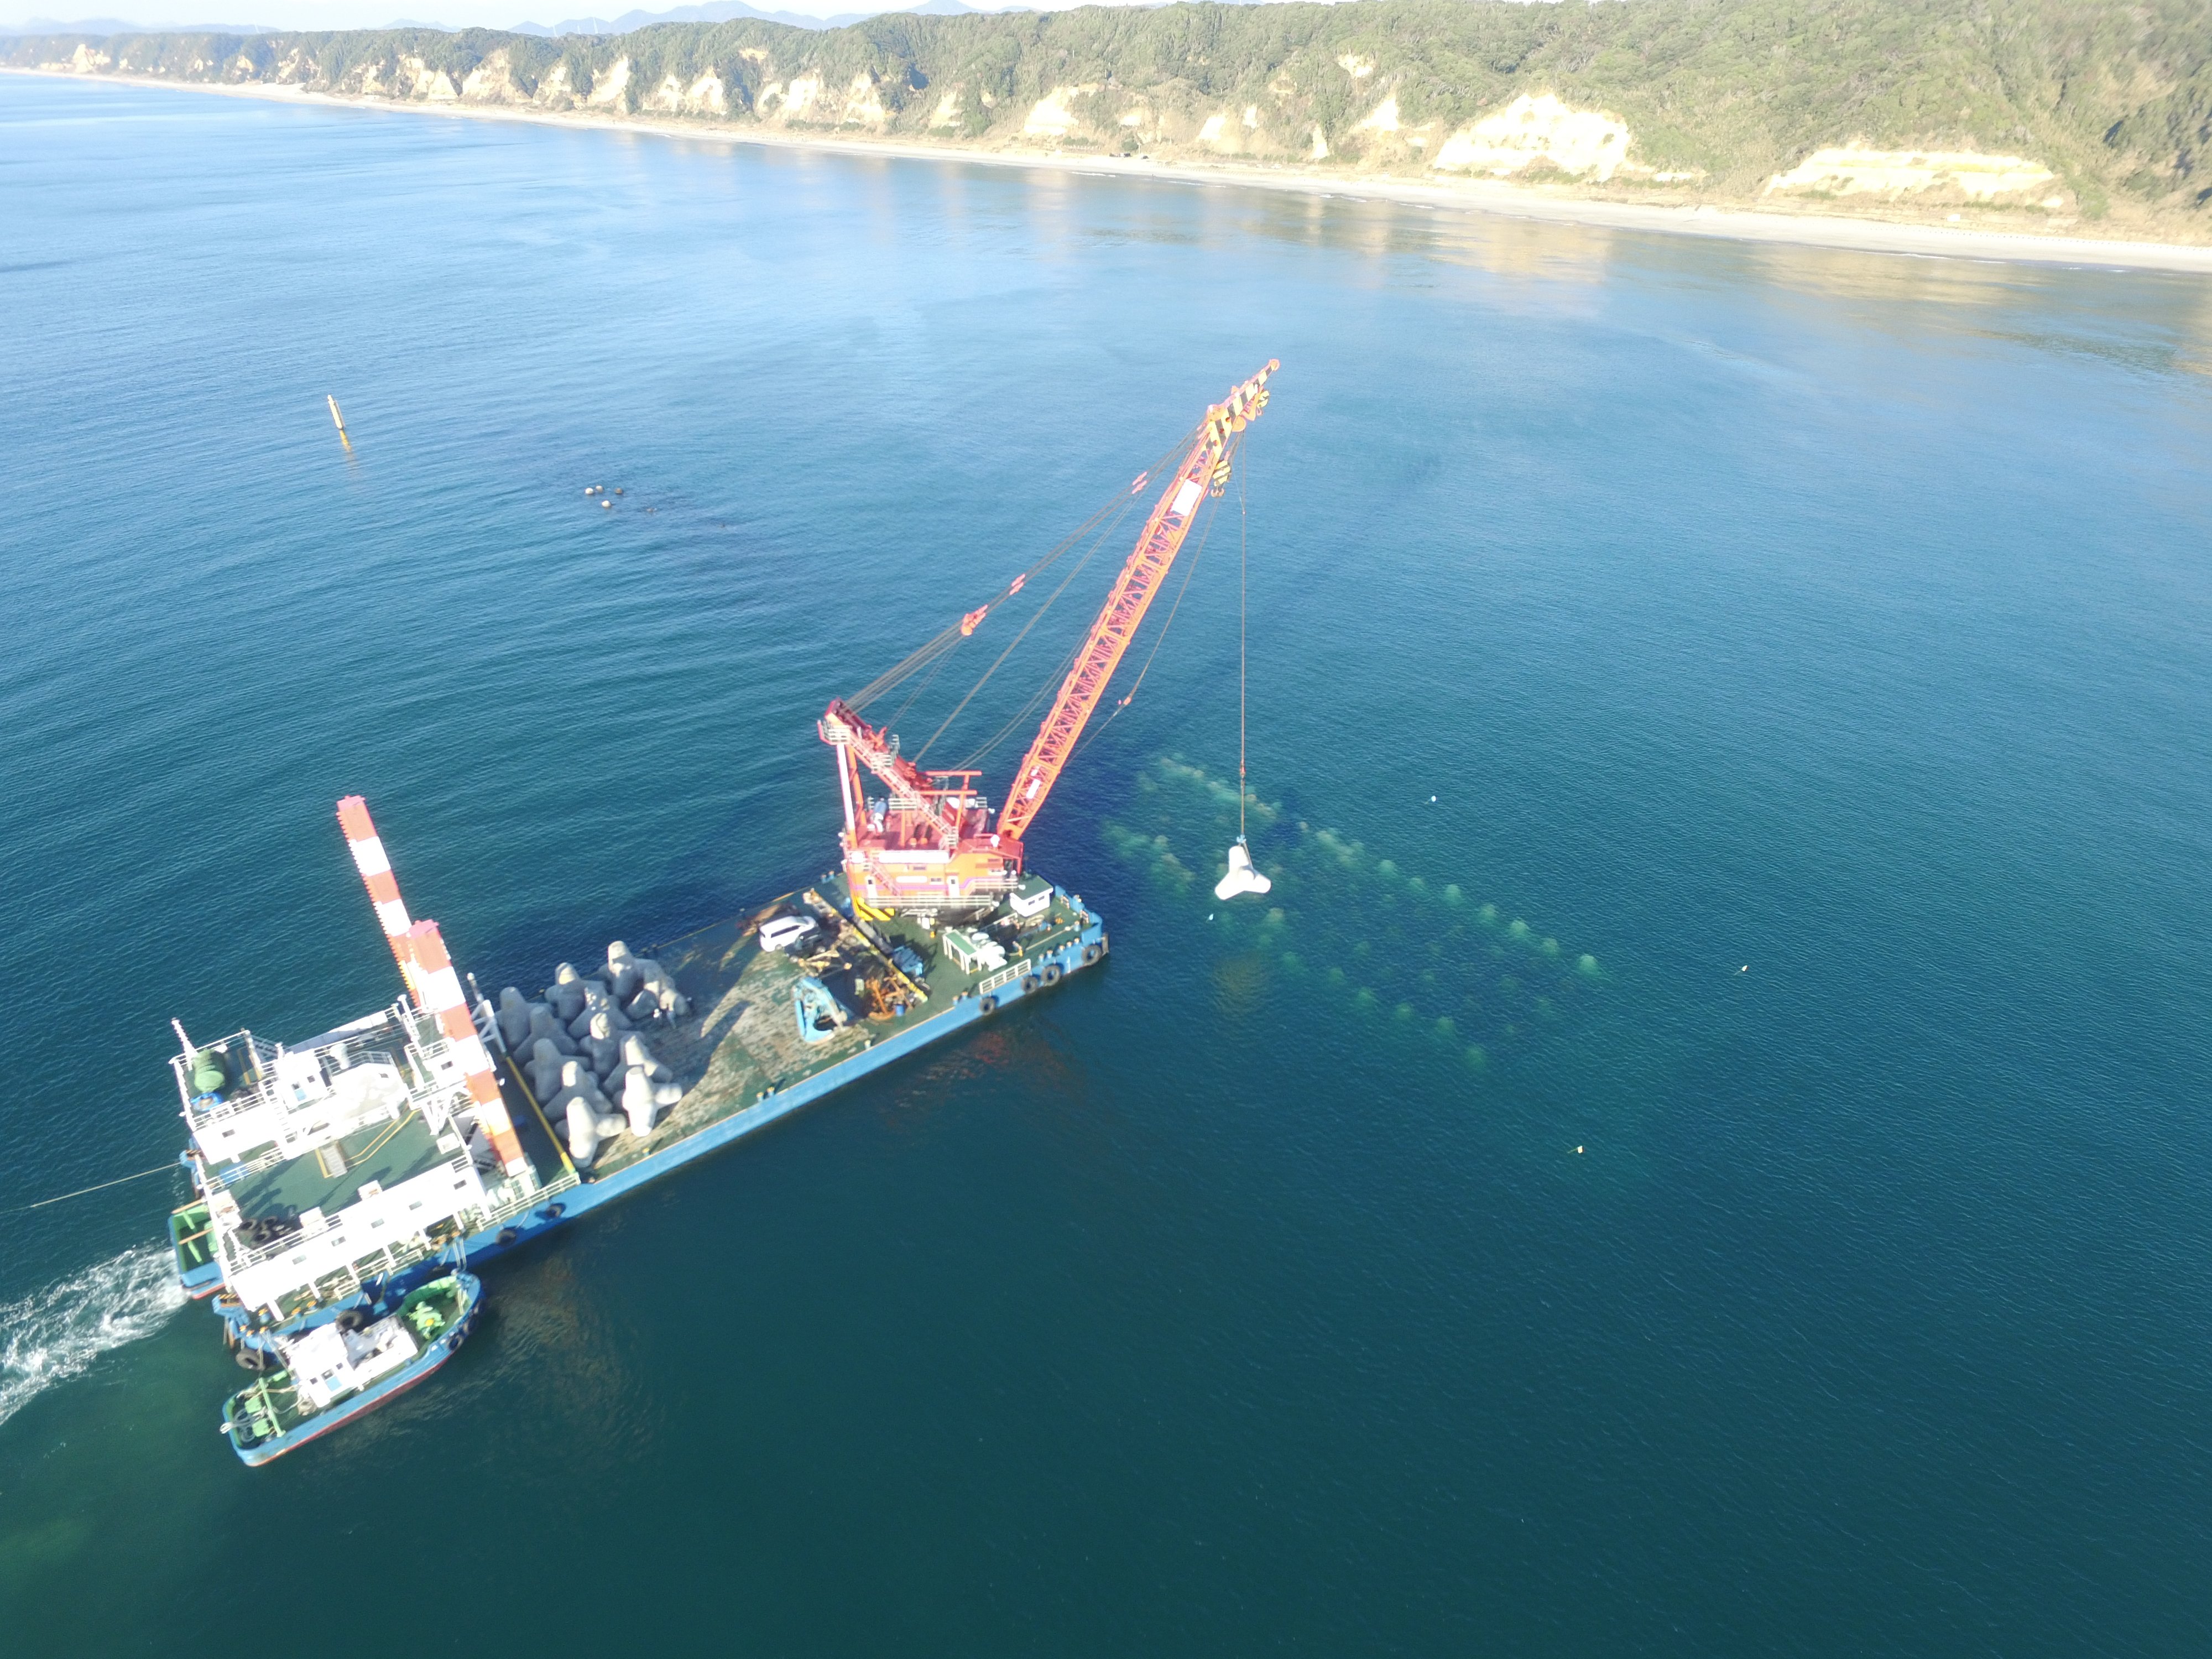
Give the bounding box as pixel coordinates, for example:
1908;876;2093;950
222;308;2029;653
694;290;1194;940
583;1010;622;1084
554;1059;626;1167
495;987;533;1052
526;1003;576;1057
528;1038;566;1103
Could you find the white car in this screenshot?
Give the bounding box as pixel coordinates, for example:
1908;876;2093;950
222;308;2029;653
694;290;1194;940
759;915;820;953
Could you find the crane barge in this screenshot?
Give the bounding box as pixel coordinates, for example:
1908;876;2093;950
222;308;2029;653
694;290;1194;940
162;362;1278;1462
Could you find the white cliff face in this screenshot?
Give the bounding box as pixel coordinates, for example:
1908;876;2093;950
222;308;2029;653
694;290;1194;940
840;72;886;127
643;69;722;115
461;50;517;101
1432;93;1631;181
401;56;459;101
775;73;821;118
586;55;629;107
20;34;2115;229
1766;145;2065;206
1195;106;1261;153
1024;85;1095;139
1354;94;1400;135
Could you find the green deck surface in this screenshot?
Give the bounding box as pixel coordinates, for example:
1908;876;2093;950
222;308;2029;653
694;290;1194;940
227;1110;451;1225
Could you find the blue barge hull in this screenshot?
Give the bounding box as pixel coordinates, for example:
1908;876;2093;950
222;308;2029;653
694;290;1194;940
453;883;1107;1270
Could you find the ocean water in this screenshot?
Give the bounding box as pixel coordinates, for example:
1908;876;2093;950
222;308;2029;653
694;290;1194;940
5;71;2212;1655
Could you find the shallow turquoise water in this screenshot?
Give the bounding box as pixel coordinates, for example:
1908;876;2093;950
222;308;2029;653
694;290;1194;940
6;73;2212;1655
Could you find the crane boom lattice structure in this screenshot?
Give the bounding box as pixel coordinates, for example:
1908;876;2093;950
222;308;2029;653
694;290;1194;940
820;360;1277;914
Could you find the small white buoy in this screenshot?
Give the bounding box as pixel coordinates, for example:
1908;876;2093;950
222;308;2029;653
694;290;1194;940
1574;1145;1584;1154
602;499;613;509
1430;795;1437;803
1739;964;1749;973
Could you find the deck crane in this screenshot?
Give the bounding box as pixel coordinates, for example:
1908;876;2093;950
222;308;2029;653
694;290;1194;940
820;361;1277;914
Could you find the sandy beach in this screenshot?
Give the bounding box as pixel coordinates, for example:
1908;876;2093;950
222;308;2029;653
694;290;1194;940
14;65;2212;276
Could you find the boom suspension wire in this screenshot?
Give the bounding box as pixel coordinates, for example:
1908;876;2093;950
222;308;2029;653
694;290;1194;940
913;499;1130;764
1067;452;1229;771
883;649;954;735
1238;435;1249;842
954;632;1089;773
846;424;1198;717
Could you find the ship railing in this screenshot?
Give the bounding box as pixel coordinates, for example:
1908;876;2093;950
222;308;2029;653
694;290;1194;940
187;1042;411;1133
204;1138;307;1188
388;1018;494;1141
482;1164;579;1225
977;958;1030;996
171;1030;283;1117
975;913;1094;993
181;1011;425;1133
214;1146;484;1279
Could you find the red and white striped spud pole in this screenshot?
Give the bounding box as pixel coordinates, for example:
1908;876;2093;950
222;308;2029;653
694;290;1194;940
408;919;529;1179
336;795;419;1000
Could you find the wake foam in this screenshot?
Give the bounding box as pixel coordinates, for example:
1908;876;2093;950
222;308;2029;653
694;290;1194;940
0;1243;185;1431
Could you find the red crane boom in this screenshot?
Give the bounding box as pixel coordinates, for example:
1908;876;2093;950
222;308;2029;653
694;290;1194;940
997;359;1277;841
821;361;1276;914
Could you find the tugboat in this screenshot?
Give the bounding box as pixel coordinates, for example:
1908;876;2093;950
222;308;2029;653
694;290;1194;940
221;1271;481;1465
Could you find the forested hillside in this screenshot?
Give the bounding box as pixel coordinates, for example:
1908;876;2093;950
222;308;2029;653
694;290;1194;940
11;0;2211;229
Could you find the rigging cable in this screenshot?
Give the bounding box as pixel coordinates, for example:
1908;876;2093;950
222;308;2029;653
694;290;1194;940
955;628;1090;773
1067;463;1227;770
883;647;953;735
912;504;1125;764
1238;432;1249;843
846;424;1196;714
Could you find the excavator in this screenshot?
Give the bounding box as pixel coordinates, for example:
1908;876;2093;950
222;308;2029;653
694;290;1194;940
819;361;1277;917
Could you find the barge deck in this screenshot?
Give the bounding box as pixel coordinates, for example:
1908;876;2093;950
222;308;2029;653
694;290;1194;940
474;874;1105;1253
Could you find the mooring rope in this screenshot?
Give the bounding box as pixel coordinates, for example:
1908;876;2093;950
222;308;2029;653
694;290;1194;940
7;1162;178;1214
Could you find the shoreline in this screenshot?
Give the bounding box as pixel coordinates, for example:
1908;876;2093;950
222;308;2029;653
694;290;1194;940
14;66;2212;275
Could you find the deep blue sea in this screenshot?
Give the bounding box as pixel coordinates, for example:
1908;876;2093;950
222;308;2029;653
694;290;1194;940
5;72;2212;1656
